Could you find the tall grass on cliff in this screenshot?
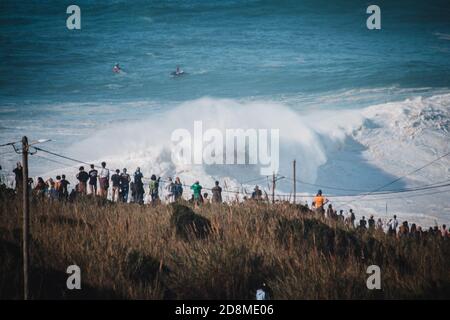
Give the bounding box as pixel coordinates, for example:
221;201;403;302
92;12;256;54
1;188;449;299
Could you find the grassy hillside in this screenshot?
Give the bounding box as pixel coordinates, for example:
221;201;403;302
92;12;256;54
1;189;449;299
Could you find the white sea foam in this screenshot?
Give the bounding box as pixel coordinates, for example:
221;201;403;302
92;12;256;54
36;93;450;226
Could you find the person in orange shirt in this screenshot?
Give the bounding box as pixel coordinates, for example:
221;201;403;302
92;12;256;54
313;190;328;216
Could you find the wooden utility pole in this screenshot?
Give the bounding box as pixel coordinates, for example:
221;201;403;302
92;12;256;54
293;160;296;204
272;173;276;204
22;136;30;300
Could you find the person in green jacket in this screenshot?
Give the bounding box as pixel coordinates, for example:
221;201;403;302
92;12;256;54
190;181;202;204
149;174;161;204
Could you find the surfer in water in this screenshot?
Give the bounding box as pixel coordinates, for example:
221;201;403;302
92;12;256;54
113;63;121;73
172;65;184;76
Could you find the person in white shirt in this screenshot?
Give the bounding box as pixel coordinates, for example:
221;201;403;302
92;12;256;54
388;215;398;235
98;161;110;198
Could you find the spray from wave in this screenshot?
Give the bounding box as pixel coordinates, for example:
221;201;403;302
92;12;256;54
39;93;450;225
67;97;330;189
62;94;449;188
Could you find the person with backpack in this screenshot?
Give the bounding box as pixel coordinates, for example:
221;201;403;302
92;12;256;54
149;174;161;204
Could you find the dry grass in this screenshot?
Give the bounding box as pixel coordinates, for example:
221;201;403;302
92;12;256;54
1;189;449;300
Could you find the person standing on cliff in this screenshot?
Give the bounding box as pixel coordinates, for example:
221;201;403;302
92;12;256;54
13;162;23;193
88;164;98;196
388;215;399;236
120;168;131;202
211;181;223;203
99;162;110;198
76;166;89;195
174;177;183;201
190;181;203;205
313;190;328;216
134;167;144;204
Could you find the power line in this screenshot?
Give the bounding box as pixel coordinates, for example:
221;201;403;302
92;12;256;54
0;140;21;148
239;176;268;185
282;175;450;194
33;154;80;169
332;185;450;202
29;146;450;199
33;147;93;167
282;176;372;192
339;151;450;207
275;182;450;199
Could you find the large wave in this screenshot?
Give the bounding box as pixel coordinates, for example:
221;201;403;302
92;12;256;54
67;97;329;190
38;93;450;225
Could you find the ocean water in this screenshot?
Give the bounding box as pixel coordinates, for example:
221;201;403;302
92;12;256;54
1;0;449;225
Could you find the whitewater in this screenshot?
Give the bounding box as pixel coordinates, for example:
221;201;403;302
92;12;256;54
17;91;446;227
